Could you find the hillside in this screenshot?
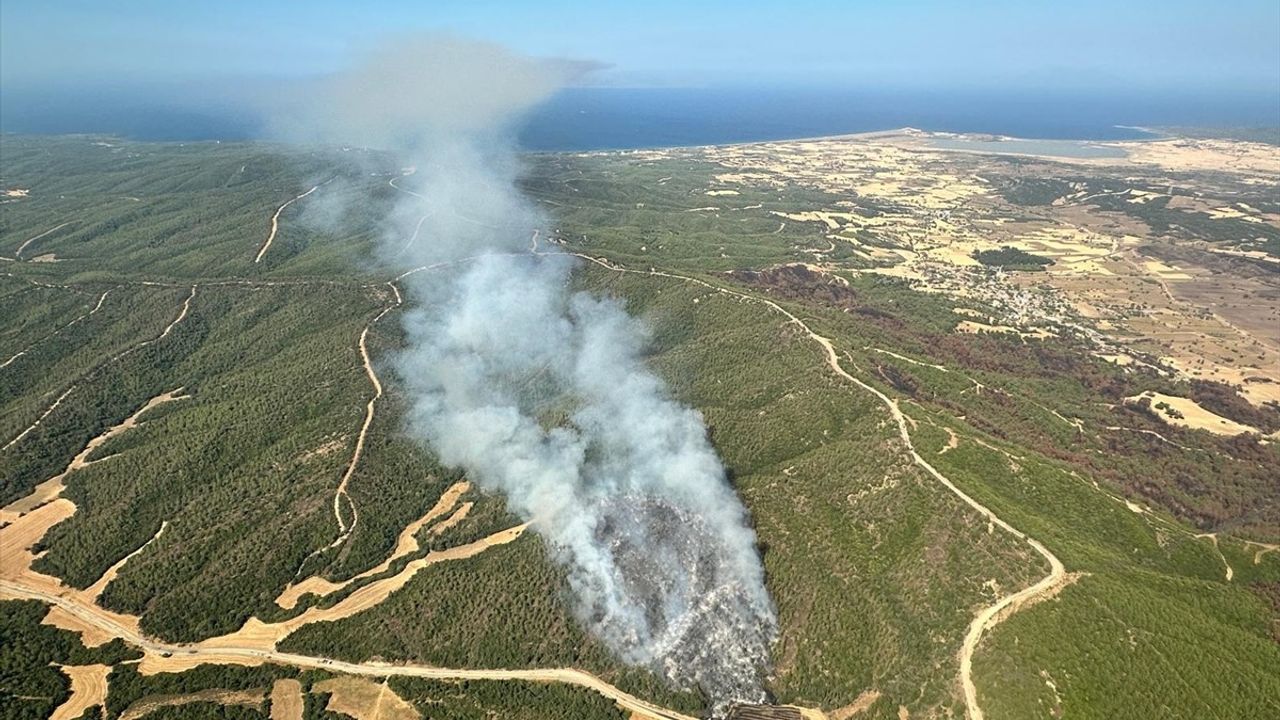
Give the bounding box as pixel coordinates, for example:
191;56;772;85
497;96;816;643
2;131;1278;720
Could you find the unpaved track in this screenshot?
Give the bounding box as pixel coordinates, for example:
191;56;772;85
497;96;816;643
279;480;470;609
430;501;473;536
562;250;1066;720
394;243;1065;717
1104;424;1193;451
2;386;75;452
5;242;1055;720
828;691;881;719
4;244;687;720
938;427;959;454
15;221;75;260
2;286;195;452
1;388;188;520
1243;541;1279;565
389;172;423;199
1195;533;1233;581
44;605;118;647
210;524;528;653
152;286;196;342
84;521;171;601
0;417;691;720
867;346;949;372
299;281;403;569
398;214;432;255
335;299;398;533
0;575;695;720
255;182;328;263
0;288;111;370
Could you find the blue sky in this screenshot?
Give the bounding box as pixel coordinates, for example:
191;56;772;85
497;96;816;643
3;0;1278;93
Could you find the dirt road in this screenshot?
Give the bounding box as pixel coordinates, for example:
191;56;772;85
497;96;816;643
279;481;470;610
1;420;690;720
2;287;195;452
15;221;75;260
0;576;696;720
336;286;402;532
1195;533;1233;582
300;281;403;567
388;172;423;199
0;288;111;370
255;182;327;263
84;521;170;602
2;386;76;452
2;389;187;521
153;287;196;342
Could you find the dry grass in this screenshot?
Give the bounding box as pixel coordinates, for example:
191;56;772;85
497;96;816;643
1127;391;1260;436
50;664;110;720
313;677;420;720
269;678;304;720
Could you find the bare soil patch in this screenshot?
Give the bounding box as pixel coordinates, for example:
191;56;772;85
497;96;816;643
314;677;419;720
50;664;110;720
269;678;304;720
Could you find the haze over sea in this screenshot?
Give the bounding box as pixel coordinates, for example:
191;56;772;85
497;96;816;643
2;85;1276;150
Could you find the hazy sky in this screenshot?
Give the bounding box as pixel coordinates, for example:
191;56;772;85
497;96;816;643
3;0;1278;92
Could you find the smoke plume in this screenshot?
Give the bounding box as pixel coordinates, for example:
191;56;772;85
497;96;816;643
290;36;777;713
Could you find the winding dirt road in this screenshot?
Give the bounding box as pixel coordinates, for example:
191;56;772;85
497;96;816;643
389;171;423;199
1;288;111;370
1195;533;1233;582
1;389;187;522
299;281;404;569
398;214;431;255
280;481;470;610
2;287;195;452
153;286;196;342
391;234;1064;718
15;221;75;260
255;182;328;263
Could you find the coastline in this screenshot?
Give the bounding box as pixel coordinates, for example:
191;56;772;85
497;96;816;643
529;124;1164;155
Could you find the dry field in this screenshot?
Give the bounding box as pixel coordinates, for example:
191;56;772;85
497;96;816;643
700;130;1280;416
313;677;420;720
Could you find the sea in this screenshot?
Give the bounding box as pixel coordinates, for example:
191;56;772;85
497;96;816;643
1;85;1276;150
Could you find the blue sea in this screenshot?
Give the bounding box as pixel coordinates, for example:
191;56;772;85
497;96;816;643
2;85;1276;149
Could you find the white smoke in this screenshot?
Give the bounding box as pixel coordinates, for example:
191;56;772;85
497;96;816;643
285;36;777;713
